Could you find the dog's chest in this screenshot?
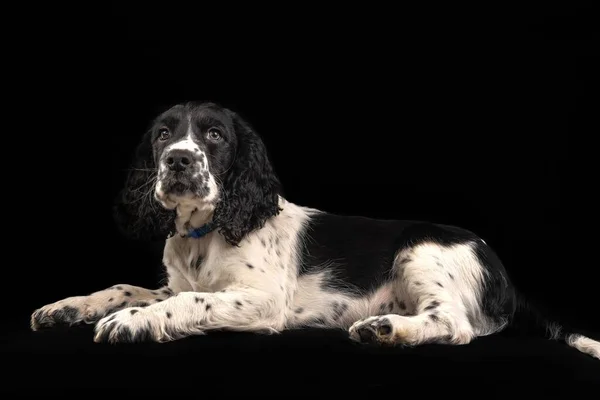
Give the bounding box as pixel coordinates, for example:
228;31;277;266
163;235;227;292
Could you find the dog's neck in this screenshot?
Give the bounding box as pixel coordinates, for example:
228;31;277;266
174;201;215;237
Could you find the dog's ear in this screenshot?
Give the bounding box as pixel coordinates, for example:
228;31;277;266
212;110;282;246
113;130;176;241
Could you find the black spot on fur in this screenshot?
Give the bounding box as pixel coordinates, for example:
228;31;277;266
436;282;443;288
108;298;114;302
235;300;243;308
429;313;439;322
448;273;454;280
332;302;348;321
399;301;406;310
124;291;132;297
166;312;172;319
424;300;440;310
295;307;304;314
246;263;254;269
130;309;138;315
195;297;204;303
206;304;211;311
155;298;163;302
136;302;149;307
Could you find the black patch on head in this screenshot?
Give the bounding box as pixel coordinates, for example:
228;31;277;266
205;304;211;311
436;282;443;288
166;312;172;319
246;263;254;269
130;309;138;315
195;297;204;303
124;291;132;297
235;300;243;308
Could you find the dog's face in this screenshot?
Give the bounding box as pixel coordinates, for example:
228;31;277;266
150;104;237;210
115;102;282;245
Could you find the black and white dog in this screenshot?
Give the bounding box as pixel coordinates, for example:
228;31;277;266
31;102;599;359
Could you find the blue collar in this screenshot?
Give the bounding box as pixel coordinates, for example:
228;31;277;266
186;222;215;239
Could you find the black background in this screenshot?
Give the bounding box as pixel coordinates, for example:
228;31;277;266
2;3;599;395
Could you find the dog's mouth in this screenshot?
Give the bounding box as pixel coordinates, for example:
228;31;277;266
155;174;212;209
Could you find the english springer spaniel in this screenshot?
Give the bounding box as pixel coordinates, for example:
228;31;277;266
30;102;599;360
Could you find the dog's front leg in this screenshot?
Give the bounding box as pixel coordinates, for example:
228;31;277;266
93;287;281;344
30;284;175;331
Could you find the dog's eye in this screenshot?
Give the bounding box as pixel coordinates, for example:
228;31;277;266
158;128;170;141
207;129;222;141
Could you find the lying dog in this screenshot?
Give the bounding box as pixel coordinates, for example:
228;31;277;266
30;102;599;360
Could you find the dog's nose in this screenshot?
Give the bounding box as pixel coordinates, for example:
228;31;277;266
166;150;194;172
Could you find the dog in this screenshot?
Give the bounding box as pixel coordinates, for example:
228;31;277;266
30;102;599;359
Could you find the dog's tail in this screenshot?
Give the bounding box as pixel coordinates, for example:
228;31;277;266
509;292;600;360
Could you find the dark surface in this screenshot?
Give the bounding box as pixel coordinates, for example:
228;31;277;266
4;3;599;396
3;315;600;395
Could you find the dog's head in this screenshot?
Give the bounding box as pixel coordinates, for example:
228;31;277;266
114;102;282;245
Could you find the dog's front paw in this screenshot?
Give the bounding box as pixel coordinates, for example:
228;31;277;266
31;297;88;331
93;307;163;344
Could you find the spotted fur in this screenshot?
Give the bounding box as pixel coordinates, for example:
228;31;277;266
30;102;600;361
